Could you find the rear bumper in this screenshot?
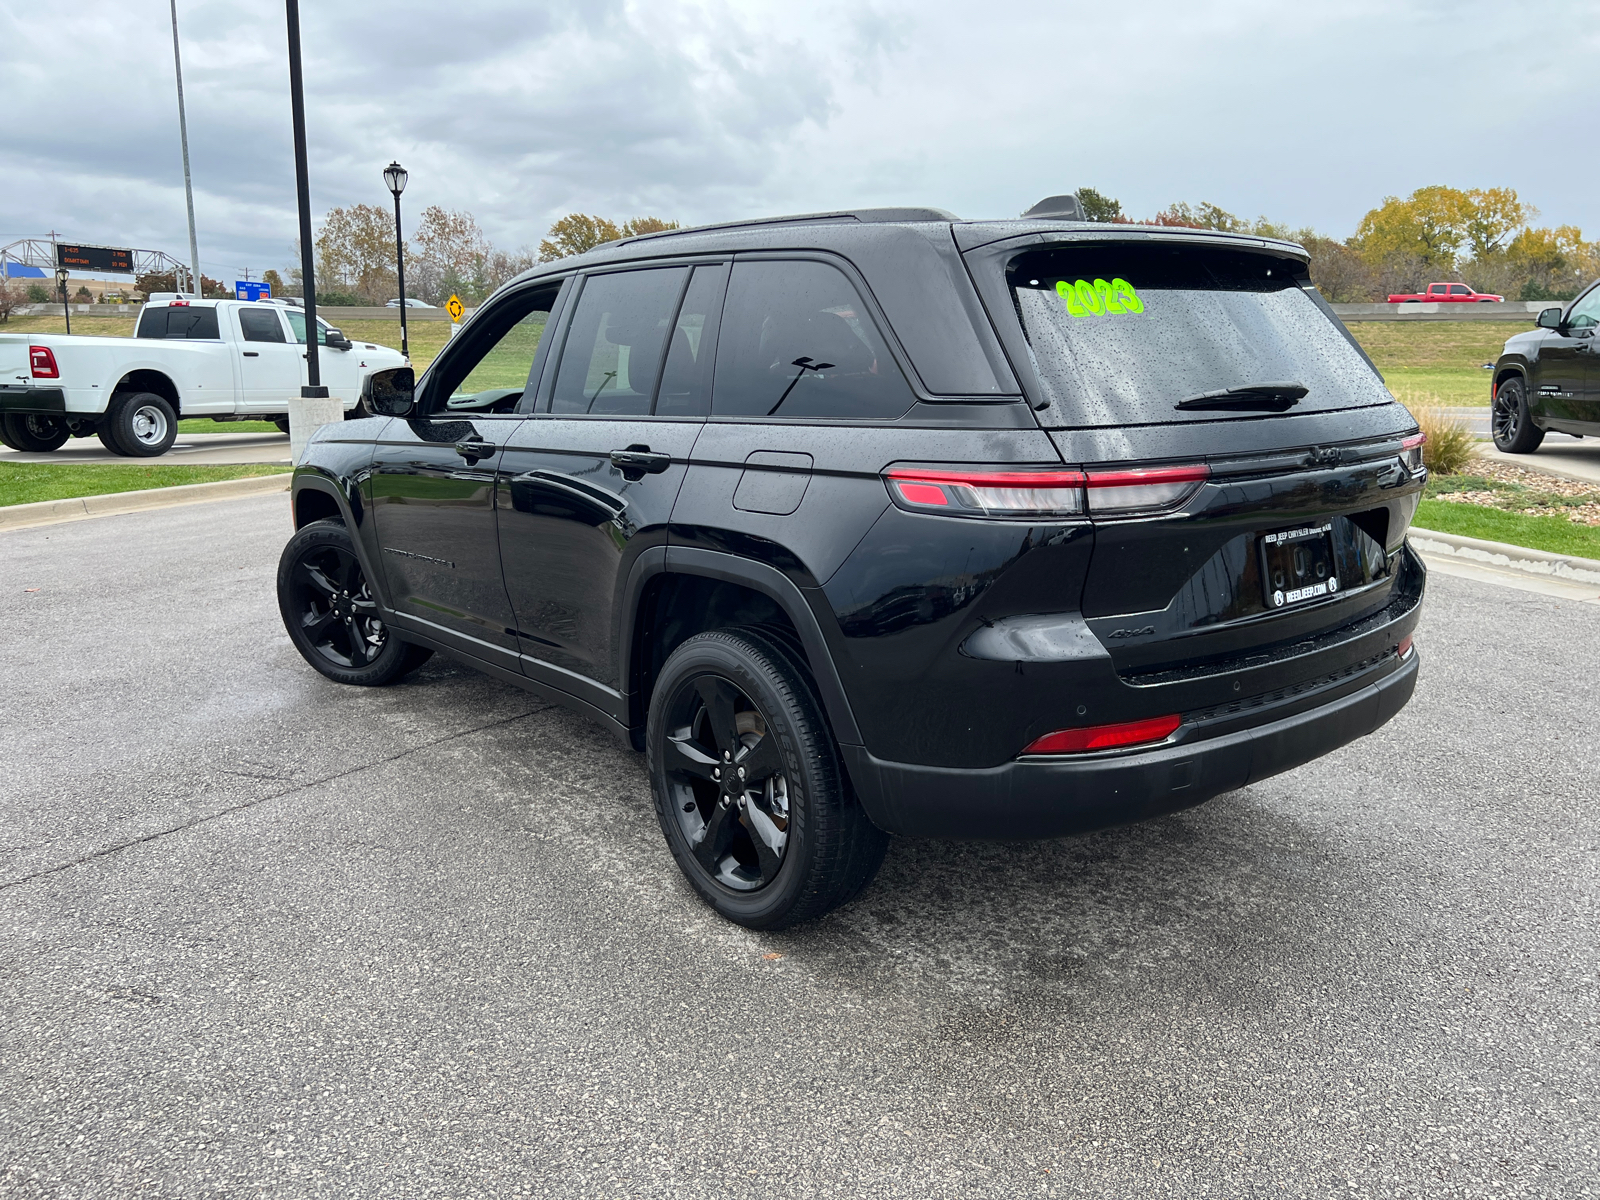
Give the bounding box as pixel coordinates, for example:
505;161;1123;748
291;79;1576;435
0;386;67;415
843;648;1418;839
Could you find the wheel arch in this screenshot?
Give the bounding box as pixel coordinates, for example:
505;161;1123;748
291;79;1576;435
110;369;181;416
619;546;863;752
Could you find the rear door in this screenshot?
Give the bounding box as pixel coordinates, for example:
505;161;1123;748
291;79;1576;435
234;305;300;412
496;263;712;703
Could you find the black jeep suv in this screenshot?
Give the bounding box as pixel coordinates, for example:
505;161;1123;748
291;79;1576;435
1490;280;1600;452
277;205;1426;928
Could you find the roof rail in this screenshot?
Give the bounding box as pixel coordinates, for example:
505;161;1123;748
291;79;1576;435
619;207;960;247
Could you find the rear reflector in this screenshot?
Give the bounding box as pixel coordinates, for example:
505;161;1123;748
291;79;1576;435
28;345;59;379
1022;713;1181;755
1084;464;1210;514
886;467;1086;517
1398;635;1414;658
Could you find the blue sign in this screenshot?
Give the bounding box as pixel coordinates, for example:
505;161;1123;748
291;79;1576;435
235;280;272;302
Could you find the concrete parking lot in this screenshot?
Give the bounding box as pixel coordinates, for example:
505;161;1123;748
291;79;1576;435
0;430;291;467
1;497;1595;1198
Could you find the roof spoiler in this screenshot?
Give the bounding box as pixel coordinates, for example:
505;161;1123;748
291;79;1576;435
1021;194;1085;221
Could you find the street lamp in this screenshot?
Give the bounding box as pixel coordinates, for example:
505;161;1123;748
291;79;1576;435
383;160;409;359
56;266;71;335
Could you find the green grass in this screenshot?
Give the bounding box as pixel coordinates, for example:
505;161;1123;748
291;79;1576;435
1346;322;1526;406
176;418;284;434
0;463;288;508
1413;499;1600;560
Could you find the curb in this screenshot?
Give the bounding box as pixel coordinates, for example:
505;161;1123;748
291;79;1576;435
0;473;291;532
1409;527;1600;586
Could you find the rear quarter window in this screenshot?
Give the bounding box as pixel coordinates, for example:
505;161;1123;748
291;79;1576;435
712;260;915;421
1005;242;1393;427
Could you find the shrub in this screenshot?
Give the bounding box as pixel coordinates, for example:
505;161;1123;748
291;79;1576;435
26;283;50;303
1401;396;1477;474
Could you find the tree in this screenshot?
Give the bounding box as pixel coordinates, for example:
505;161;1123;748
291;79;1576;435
539;213;622;262
262;269;285;296
1353;186;1473;270
0;280;16;323
1150;201;1247;231
315;204;398;304
1076;187;1123;223
1460;187;1532;261
134;270;232;298
621;216;680;238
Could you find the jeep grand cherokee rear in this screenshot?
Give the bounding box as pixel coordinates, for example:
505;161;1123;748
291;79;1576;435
827;230;1423;839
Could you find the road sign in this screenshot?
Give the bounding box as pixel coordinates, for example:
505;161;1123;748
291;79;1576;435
235;280;272;302
56;243;134;273
445;294;465;322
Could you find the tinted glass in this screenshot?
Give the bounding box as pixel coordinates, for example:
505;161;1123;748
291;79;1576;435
1566;287;1600;329
138;306;221;339
713;260;915;420
1005;243;1394;426
135;308;167;339
434;287;557;412
1449;284;1471;295
550;268;686;415
284;311;331;346
238;308;287;343
654;264;728;417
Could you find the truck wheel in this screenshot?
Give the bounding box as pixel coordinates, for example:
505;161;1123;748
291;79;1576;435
104;392;178;457
1491;376;1544;454
273;416;291;435
647;627;888;929
277;518;434;686
1;414;70;452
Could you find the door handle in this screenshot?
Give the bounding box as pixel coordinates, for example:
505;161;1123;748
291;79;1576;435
609;446;671;476
454;439;498;463
242;351;259;357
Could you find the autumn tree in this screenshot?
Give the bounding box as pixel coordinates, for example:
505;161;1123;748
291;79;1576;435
0;280;16;323
1076;187;1123;223
314;204;399;303
261;269;286;296
537;214;679;262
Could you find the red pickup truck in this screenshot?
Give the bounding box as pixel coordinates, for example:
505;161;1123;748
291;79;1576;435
1387;282;1504;303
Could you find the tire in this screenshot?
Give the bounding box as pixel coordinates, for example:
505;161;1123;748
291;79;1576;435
96;425;131;456
103;391;178;457
648;627;888;929
273;415;291;435
276;518;434;686
0;413;70;452
1491;376;1544;454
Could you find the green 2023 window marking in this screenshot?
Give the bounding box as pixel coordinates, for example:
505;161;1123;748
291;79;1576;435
1056;278;1144;317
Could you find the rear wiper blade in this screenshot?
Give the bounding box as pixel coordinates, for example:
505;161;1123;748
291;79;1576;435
1175;382;1309;412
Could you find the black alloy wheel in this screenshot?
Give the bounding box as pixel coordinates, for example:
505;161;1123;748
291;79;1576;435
0;413;70;452
648;628;888;929
276;518;433;686
1491;376;1544;454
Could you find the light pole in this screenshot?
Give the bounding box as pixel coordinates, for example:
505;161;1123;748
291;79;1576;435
56;267;71;335
170;0;202;297
383;160;409;359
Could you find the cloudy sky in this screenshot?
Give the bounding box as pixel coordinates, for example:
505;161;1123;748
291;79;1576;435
2;1;1595;283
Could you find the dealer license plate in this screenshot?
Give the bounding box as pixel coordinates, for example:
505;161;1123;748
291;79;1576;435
1260;522;1340;609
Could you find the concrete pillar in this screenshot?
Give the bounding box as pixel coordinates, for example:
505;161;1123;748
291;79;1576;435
288;393;345;464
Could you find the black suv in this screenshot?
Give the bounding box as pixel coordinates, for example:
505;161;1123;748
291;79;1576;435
1491;280;1600;452
277;205;1426;928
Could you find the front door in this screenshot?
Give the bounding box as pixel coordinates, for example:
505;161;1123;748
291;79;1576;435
368;283;566;669
234;306;301;412
1562;287;1600;428
497;262;722;701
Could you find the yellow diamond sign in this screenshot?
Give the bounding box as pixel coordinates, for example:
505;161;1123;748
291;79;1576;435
446;293;465;322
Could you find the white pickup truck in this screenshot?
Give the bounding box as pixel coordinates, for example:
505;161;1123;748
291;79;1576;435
0;298;405;457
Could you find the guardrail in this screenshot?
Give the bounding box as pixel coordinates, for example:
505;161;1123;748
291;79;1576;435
1329;300;1552;323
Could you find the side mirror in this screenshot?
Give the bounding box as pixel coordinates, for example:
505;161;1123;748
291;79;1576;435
325;328;353;350
363;366;415;416
1537;307;1563;330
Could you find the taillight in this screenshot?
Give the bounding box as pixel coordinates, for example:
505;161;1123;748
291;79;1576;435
1401;432;1426;472
28;346;59;379
1398;634;1414;658
1084;464;1210;515
885;467;1086;518
1022;713;1181;755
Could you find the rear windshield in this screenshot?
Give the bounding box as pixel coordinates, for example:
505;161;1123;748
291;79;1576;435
136;305;220;340
1005;242;1392;426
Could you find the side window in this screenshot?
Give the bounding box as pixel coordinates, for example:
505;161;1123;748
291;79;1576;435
712;260;915;421
238;308;287;343
1566;289;1600;330
163;307;221;339
429;285;561;414
549;267;687;416
1449;284;1471;296
655;264;728;418
284;310;329;346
